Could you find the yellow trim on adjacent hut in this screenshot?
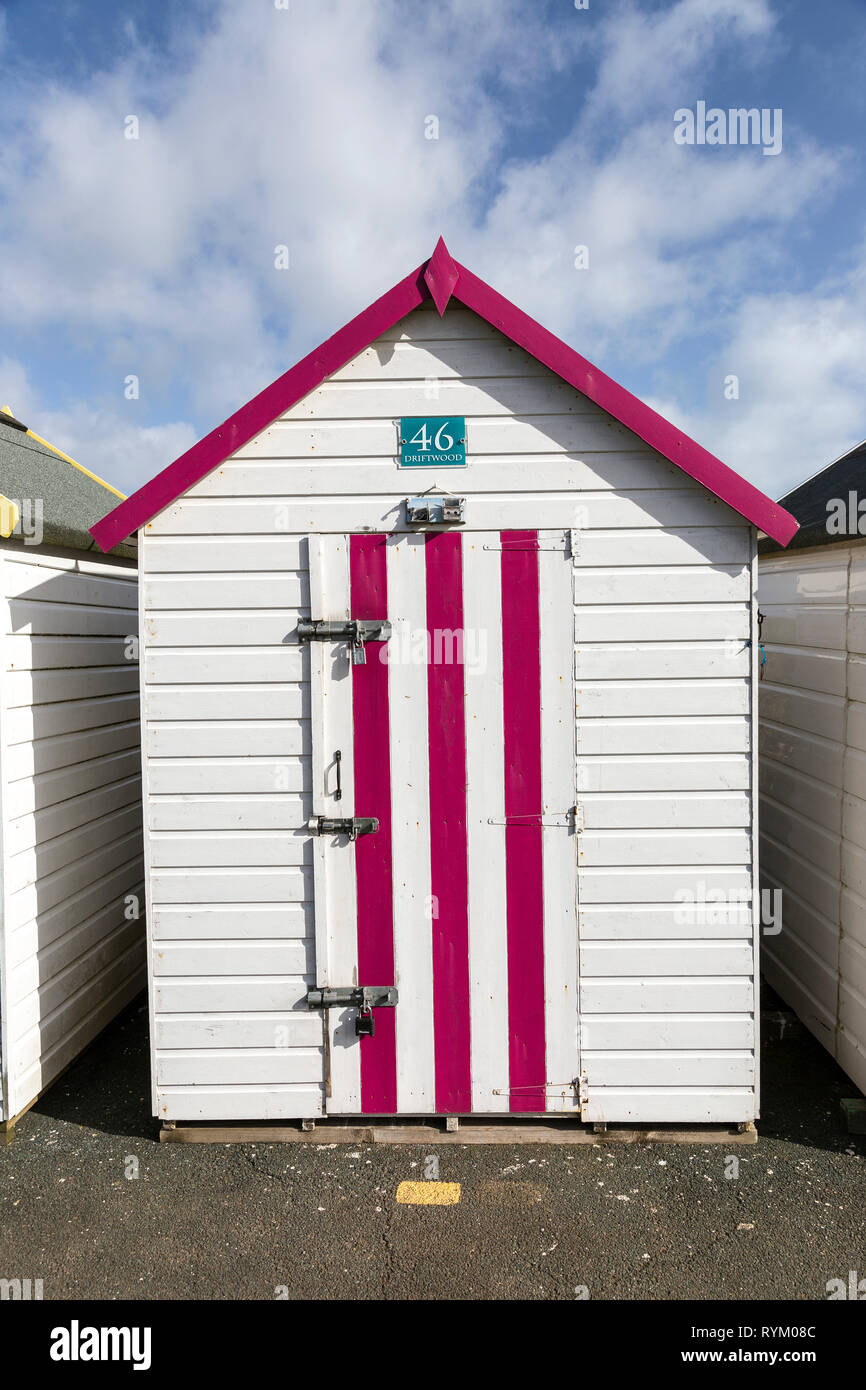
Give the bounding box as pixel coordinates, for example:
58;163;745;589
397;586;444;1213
0;494;20;537
0;405;127;500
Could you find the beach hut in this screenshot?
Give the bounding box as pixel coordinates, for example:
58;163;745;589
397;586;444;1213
0;408;143;1138
91;238;797;1129
758;438;866;1098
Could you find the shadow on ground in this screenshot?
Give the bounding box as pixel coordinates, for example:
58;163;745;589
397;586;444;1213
757;979;864;1154
32;992;155;1142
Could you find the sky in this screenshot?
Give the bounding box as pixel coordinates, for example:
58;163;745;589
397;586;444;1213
0;0;864;501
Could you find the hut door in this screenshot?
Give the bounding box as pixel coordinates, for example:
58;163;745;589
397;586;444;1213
307;530;579;1117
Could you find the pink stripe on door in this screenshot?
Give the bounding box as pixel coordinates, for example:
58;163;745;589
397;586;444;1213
500;530;546;1113
425;532;471;1112
350;534;397;1114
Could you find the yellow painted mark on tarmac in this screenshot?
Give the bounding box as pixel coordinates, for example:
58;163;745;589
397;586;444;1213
396;1181;461;1206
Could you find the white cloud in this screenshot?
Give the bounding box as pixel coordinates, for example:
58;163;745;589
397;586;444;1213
0;356;37;420
1;0;544;423
460;125;840;362
586;0;777;122
0;0;859;499
645;247;866;496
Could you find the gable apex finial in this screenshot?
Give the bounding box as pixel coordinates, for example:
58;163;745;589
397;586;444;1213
424;236;460;316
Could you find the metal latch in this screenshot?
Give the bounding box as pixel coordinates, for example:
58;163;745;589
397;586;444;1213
297;618;391;665
306;986;398;1009
306;985;398;1039
309;816;379;841
406;496;465;525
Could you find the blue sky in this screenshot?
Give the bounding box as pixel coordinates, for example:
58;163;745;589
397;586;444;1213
1;0;865;498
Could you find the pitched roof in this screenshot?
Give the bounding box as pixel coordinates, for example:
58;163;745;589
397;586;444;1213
0;408;135;557
758;436;866;554
89;237;799;551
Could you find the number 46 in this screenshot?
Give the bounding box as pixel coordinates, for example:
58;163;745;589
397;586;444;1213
409;421;453;452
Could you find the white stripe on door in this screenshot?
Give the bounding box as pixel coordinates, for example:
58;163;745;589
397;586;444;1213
386;535;436;1113
309;535;360;1112
464;536;510;1112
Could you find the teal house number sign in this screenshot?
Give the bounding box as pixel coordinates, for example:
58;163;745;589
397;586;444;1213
399;418;467;468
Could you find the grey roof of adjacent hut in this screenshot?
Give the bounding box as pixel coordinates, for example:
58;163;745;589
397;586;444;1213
0;416;136;560
759;436;866;555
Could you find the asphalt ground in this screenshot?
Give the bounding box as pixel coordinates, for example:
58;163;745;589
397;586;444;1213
1;990;864;1301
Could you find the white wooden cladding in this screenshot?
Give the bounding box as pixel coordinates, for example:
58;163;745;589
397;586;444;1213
234;417;654;461
0;547;145;1121
759;543;866;1094
207;453;695;494
148;490;738;538
141;300;758;1124
142;527;751;571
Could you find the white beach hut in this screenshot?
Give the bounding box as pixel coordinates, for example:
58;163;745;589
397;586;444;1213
0;409;144;1138
91;239;797;1131
759;439;866;1099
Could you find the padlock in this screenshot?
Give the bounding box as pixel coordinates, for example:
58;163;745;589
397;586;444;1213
355;1004;375;1039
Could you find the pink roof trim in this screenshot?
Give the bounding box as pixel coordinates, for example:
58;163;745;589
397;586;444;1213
90;239;798;551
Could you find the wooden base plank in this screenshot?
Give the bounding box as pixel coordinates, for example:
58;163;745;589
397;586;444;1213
159;1119;758;1146
0;1091;42;1145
